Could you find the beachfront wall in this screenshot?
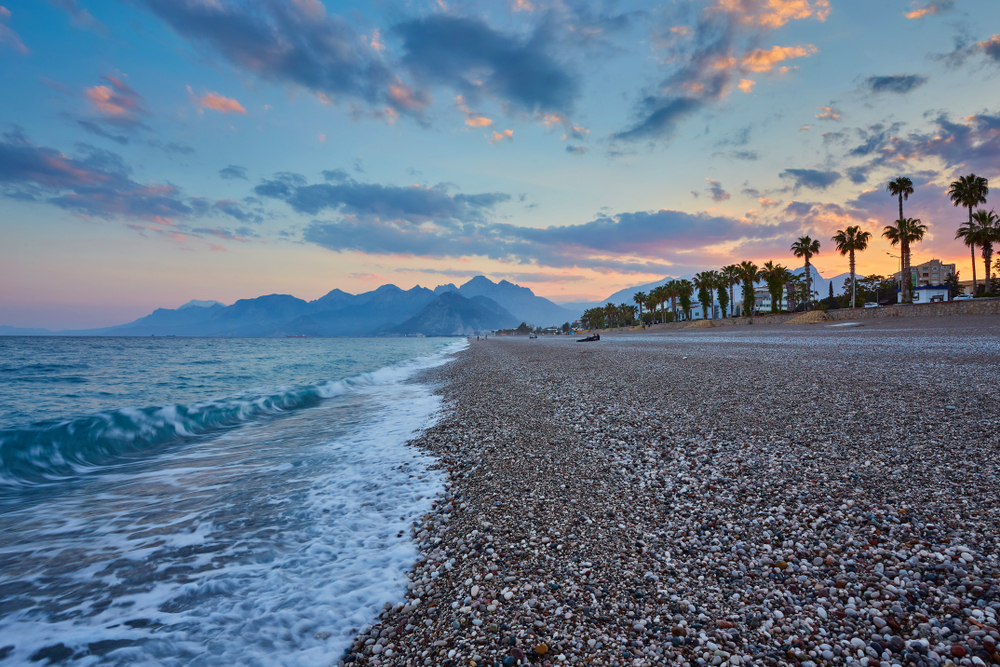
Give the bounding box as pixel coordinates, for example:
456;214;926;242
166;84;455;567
594;297;1000;332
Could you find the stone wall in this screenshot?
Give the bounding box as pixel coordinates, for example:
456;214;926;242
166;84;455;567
596;298;1000;334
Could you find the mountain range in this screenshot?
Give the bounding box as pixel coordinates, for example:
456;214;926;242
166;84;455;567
1;277;577;338
1;269;866;338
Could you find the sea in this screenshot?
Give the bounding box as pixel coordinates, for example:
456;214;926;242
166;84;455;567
0;336;465;666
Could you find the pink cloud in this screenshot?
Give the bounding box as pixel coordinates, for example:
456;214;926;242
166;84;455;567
85;75;146;121
190;88;248;115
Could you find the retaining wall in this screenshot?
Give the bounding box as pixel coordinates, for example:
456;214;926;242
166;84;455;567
595;297;1000;334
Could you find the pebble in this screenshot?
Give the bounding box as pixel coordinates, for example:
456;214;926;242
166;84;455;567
340;328;1000;667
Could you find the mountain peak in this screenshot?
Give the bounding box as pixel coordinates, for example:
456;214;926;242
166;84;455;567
460;276;496;288
178;300;225;309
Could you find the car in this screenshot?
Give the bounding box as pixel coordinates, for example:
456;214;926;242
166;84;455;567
864;302;879;308
953;294;974;301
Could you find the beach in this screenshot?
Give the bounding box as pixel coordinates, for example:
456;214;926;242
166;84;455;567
345;316;1000;667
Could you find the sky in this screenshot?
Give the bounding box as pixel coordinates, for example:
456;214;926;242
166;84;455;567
1;0;999;329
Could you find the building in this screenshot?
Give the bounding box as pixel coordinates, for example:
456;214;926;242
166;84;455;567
897;286;951;302
894;259;955;288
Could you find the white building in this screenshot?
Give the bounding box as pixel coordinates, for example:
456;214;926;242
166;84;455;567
898;286;951;303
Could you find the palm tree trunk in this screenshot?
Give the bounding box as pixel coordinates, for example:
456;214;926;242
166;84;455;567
985;244;993;295
805;260;812;310
971;246;978;296
970;205;978;296
898;194;904;222
850;249;856;309
902;240;910;303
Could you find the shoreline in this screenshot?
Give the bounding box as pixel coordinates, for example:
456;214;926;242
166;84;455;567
343;321;1000;667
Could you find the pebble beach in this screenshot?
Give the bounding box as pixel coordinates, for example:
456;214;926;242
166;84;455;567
343;316;1000;667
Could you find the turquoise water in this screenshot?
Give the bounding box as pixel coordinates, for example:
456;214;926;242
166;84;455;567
0;336;463;665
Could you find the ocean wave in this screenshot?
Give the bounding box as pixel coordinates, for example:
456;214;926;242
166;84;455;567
0;340;465;487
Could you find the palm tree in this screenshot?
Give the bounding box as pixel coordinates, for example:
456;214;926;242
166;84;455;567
970;209;1000;294
645;293;658;324
604;302;616;328
790;236;821;310
633;291;646;324
652;284;668;323
887;176;915;222
677;280;694;320
949;174;989;295
832;225;873;308
693;272;714;319
716;277;730;317
759;261;789;314
737;261;760;316
721;264;740;317
882;217;927;303
785;273;805;312
666;280;681;321
706;270;722;318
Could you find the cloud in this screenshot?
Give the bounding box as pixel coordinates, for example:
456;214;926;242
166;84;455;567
190;89;247;115
566;145;588;155
219;165;247;180
742;44;817;72
834;110;1000;186
302;194;805;276
454;95;493;128
395;15;579;117
85;75;148;125
864;74;928;94
888;111;1000;175
255;172;511;221
0;6;28;54
981;35;1000;64
815;105;841;121
47;0;107;35
705;178;731;201
321;168;349;182
779;168;841;190
0;129;258;228
904;0;953;19
936;33;1000;68
488;129;514;145
612;3;822;144
712;0;831;29
136;0;413;116
77;120;129;145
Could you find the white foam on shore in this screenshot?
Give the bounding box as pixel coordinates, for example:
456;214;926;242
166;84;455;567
0;340;466;666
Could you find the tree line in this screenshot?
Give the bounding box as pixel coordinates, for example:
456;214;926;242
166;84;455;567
580;173;998;329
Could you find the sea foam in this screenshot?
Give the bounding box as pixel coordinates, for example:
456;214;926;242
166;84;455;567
0;339;466;665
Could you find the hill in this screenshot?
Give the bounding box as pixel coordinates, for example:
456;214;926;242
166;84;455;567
380;293;518;336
